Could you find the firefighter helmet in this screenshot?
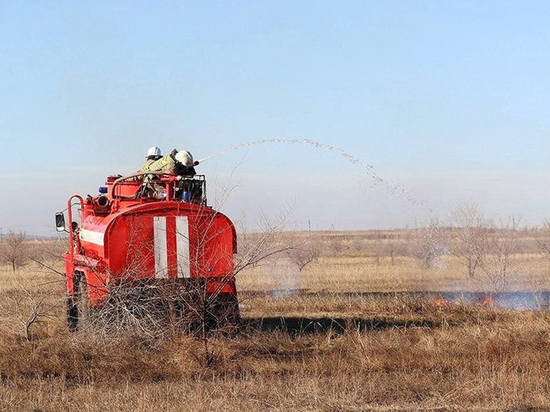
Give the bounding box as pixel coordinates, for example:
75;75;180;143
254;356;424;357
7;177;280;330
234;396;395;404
175;150;194;167
146;146;162;158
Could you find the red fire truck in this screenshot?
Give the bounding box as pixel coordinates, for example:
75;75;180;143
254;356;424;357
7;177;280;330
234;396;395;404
55;172;239;330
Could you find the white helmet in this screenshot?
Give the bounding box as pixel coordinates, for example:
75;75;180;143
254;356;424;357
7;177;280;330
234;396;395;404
146;146;162;158
174;150;194;167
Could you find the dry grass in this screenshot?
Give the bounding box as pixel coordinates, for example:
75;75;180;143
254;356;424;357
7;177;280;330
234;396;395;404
2;230;550;411
238;253;550;293
237;230;550;293
2;308;550;411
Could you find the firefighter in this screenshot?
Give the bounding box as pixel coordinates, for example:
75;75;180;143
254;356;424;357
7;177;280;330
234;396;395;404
173;149;197;176
138;146;163;172
142;149;197;176
136;149;198;199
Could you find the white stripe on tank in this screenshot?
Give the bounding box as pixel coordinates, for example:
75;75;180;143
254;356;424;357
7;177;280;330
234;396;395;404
176;216;191;278
153;216;168;279
79;229;104;246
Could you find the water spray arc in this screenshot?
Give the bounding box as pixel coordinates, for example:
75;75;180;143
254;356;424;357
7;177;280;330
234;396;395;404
199;138;430;210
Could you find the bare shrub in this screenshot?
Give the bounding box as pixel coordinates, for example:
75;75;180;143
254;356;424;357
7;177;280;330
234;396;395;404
535;221;550;261
351;235;364;252
0;284;54;341
450;203;490;278
234;212;294;274
327;234;344;255
480;217;521;292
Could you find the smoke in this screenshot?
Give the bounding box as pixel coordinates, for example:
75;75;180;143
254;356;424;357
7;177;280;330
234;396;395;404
437;291;549;310
260;261;302;298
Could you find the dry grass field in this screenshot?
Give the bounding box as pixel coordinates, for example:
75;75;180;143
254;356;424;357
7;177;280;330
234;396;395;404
1;230;550;411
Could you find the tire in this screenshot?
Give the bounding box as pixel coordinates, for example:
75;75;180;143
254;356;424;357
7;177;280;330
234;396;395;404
67;272;92;332
205;294;241;331
76;273;92;330
67;296;78;331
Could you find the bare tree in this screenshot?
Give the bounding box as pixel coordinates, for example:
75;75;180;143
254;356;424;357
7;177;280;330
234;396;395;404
2;230;27;272
285;238;321;272
450;203;490;278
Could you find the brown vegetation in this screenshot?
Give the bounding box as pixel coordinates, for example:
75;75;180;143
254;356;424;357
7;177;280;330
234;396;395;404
2;229;550;411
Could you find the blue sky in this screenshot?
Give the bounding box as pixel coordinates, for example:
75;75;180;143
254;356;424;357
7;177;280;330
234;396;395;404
1;1;549;234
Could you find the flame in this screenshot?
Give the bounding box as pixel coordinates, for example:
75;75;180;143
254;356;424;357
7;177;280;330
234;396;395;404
433;297;450;307
479;295;495;306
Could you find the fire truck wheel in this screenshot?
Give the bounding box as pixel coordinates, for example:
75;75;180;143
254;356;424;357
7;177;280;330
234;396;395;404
206;294;241;331
72;272;92;331
67;297;78;331
79;276;91;330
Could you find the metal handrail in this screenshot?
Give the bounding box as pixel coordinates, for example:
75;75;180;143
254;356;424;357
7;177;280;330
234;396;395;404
111;172;206;201
111;171;178;199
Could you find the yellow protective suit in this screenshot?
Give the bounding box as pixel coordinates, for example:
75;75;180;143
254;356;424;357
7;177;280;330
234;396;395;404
141;155;177;174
